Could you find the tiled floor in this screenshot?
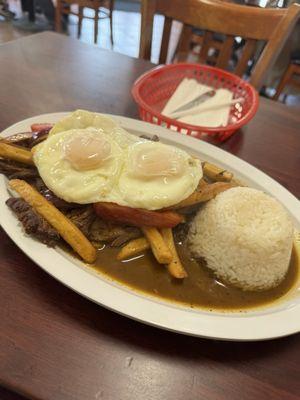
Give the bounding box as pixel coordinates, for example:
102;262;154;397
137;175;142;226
0;1;166;63
67;8;162;60
1;0;182;62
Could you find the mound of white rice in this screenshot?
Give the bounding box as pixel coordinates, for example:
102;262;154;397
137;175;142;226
187;187;294;291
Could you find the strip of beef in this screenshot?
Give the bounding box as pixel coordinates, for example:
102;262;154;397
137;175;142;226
34;178;82;211
110;227;141;247
0;159;39;181
30;129;49;147
2;128;49;148
65;208;141;247
173;211;200;243
65;206;96;237
88;218;141;247
2;132;33;147
139;134;159;142
6;197;60;247
65;207;141;246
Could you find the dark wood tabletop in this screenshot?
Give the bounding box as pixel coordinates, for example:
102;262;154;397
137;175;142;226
0;32;299;400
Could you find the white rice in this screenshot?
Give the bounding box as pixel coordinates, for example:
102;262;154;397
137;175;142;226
187;187;294;291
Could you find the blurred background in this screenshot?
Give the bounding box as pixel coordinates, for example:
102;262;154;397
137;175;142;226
0;0;299;105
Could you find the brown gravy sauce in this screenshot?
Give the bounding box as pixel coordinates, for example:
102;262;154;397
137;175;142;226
90;242;299;311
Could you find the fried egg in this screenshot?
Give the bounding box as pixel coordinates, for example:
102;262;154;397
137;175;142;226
33;128;123;204
34;110;202;209
119;141;202;209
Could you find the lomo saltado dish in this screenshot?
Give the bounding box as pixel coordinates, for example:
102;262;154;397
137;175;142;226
0;110;298;311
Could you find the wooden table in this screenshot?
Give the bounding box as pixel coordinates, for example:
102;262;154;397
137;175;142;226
0;32;299;400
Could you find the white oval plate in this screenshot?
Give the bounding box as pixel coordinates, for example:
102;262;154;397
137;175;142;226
1;113;300;341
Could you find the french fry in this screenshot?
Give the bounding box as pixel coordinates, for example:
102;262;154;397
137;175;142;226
9;179;96;263
0;142;34;165
141;227;172;264
169;182;236;209
161;228;187;279
1;132;33;145
197;178;207;189
117;237;150;260
202;162;233;182
231;178;245;187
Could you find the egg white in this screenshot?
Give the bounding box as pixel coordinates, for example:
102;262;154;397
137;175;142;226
49;109;119;136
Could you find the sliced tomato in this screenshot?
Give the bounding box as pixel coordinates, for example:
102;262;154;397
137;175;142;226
31;123;53;132
93;202;183;228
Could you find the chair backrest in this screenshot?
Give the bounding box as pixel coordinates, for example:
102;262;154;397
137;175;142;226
139;0;300;89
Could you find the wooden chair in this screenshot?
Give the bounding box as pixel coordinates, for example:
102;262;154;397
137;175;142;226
139;0;300;90
55;0;114;45
273;60;300;101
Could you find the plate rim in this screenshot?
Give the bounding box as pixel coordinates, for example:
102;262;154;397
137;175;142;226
1;112;300;341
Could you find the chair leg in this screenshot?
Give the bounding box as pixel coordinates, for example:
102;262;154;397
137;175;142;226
94;8;99;44
77;6;83;39
109;0;114;46
273;63;296;101
55;0;63;32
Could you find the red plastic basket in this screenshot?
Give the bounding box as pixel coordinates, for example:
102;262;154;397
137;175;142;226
132;63;259;142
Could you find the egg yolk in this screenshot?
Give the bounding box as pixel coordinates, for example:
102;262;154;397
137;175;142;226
131;144;186;178
64;133;111;171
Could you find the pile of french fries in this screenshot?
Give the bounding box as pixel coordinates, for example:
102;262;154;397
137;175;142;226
117;226;188;278
1;139;236;279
